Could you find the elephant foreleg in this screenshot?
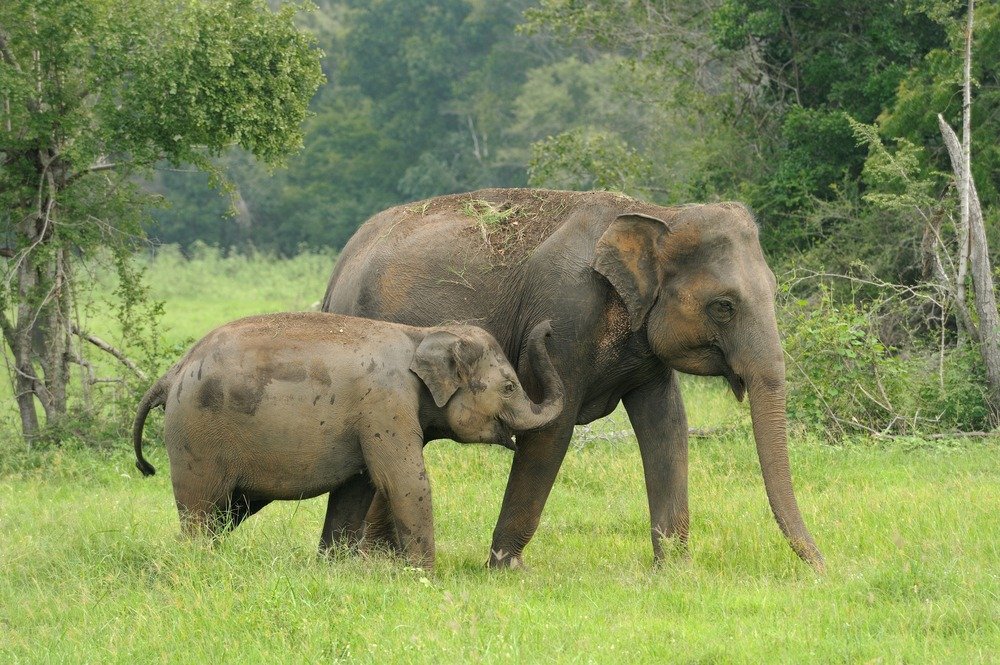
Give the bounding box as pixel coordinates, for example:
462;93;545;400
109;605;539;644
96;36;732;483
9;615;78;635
622;370;689;563
361;434;435;569
487;420;573;569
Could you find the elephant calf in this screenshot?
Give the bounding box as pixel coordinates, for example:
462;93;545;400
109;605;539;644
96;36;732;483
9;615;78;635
132;312;564;568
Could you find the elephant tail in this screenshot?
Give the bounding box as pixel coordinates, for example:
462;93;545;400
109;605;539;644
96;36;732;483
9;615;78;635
133;375;170;477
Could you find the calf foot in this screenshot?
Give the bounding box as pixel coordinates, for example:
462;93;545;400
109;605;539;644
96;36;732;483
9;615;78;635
487;548;527;570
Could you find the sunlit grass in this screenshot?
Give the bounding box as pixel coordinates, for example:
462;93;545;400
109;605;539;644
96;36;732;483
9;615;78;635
0;245;333;434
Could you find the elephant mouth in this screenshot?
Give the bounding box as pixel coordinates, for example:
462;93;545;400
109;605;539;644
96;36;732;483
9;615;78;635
726;370;747;402
714;345;745;401
725;369;746;402
495;421;518;451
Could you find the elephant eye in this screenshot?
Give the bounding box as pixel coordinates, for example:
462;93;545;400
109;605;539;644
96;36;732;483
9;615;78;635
708;298;736;323
501;380;517;396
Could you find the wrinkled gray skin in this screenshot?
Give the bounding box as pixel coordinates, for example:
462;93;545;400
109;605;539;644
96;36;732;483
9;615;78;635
322;188;824;572
132;312;564;569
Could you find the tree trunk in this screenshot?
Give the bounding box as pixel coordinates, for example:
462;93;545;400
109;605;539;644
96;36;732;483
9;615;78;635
7;149;74;440
938;120;1000;421
936;0;1000;422
14;250;41;441
37;247;72;424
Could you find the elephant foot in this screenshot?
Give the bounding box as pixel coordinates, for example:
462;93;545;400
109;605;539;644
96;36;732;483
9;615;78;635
317;540;362;561
487;548;527;571
652;529;690;566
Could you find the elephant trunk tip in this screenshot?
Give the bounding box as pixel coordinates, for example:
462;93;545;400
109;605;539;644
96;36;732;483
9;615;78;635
527;319;554;345
789;537;825;574
503;320;565;432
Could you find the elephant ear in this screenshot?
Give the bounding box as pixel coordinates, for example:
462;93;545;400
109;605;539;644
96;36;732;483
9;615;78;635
410;330;480;408
593;213;670;331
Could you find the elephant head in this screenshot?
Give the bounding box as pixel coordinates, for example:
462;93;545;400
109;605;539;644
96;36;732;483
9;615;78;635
410;320;565;448
594;203;824;571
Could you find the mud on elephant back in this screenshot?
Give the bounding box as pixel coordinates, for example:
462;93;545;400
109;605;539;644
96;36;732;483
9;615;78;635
322;188;825;573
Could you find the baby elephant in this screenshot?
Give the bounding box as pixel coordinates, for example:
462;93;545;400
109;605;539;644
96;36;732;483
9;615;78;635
132;312;564;568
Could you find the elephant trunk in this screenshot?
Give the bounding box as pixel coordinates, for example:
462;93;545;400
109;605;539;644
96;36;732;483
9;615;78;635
502;321;565;431
745;363;825;573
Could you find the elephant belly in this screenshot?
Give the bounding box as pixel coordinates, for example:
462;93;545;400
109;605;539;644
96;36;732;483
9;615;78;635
232;398;366;501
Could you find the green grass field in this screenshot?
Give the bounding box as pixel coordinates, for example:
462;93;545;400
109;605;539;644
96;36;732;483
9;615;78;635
2;249;999;662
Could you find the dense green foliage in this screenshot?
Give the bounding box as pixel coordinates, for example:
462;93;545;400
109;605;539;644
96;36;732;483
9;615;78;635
7;0;998;437
148;1;999;288
781;285;990;436
140;0;1000;433
148;0;539;254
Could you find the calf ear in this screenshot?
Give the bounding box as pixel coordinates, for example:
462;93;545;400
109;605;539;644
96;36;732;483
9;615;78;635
410;331;478;408
593;213;670;331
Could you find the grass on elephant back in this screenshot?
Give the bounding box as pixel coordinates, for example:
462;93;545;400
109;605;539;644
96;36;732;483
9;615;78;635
1;376;999;663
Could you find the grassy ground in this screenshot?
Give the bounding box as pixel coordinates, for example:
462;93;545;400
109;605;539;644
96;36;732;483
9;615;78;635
1;249;998;662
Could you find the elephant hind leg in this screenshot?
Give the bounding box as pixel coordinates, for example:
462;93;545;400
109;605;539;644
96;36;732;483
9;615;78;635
172;468;237;539
319;472;377;555
176;495;229;539
360;490;401;555
175;490;269;538
223;490;271;532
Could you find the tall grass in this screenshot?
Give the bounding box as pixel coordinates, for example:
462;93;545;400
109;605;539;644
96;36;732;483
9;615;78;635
0;244;336;440
135;242;337;343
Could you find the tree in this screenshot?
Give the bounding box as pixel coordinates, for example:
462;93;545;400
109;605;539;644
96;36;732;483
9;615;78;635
146;0;549;254
0;0;324;440
936;0;1000;421
848;0;1000;425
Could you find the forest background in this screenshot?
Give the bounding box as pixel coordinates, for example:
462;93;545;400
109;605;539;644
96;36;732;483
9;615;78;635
3;0;1000;438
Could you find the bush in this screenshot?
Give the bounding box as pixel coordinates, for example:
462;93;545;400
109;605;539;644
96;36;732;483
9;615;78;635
782;288;903;436
781;282;992;437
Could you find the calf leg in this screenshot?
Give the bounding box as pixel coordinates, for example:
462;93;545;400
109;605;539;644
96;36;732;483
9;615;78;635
361;434;435;569
319;472;376;554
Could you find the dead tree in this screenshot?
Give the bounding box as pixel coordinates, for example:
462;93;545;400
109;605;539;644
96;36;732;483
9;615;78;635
936;0;1000;422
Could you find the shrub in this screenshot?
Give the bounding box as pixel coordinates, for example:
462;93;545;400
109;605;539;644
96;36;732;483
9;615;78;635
782;288;905;436
780;282;992;438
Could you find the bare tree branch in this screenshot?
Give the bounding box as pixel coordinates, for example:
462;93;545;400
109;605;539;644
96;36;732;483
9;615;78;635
65;160;120;187
69;322;148;381
67;348;96;385
953;1;975;334
0;309;14;349
936;1;1000;422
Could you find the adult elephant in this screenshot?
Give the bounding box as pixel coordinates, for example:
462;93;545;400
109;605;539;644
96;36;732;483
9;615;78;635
322;188;824;572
